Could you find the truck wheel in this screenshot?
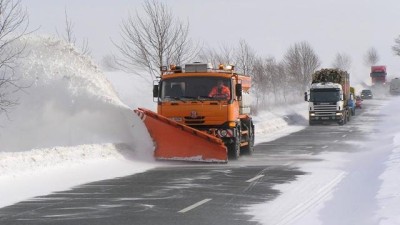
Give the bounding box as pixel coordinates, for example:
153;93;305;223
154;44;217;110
228;128;240;160
241;122;254;155
228;136;240;160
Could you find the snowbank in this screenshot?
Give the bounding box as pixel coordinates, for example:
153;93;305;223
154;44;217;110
0;36;156;208
0;36;153;154
254;102;308;144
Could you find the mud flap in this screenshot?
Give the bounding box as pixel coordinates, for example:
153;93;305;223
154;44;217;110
134;108;228;163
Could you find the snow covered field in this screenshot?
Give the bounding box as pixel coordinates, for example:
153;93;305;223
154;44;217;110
0;36;399;224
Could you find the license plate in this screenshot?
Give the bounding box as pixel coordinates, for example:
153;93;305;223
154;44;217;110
321;117;329;120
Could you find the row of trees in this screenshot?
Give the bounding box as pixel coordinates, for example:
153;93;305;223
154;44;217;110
109;0;392;111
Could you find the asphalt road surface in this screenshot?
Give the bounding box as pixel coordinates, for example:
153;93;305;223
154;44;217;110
0;99;384;225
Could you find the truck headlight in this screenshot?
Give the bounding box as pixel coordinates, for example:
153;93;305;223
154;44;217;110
336;112;342;116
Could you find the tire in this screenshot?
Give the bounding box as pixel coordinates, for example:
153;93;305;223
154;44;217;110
338;116;345;125
228;128;240;160
241;121;254;155
309;117;316;126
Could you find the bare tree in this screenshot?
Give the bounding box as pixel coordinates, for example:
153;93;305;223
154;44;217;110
0;0;29;116
198;43;235;68
114;0;199;82
392;35;400;57
332;52;352;71
251;57;269;109
197;47;219;68
57;8;91;56
283;41;321;93
363;47;379;66
100;54;118;71
235;39;256;75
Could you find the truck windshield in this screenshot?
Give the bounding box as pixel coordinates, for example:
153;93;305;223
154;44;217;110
310;89;341;102
370;72;386;77
160;77;232;101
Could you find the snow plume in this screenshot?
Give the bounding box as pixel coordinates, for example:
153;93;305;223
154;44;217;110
0;35;153;159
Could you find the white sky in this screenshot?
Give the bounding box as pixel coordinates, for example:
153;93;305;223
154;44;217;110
21;0;400;83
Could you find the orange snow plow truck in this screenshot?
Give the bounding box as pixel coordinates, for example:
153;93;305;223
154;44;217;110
134;62;254;163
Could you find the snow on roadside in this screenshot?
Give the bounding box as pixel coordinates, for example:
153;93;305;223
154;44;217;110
254;102;308;144
246;151;349;225
0;143;156;208
0;35;153;153
377;132;400;225
0;35;156;208
375;97;400;225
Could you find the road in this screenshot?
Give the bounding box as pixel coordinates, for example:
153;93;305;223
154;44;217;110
0;99;385;225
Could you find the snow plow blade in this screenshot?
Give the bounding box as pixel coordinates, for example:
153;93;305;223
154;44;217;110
134;108;227;163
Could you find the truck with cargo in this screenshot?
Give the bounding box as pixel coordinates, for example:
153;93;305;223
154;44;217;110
135;63;254;162
305;68;351;125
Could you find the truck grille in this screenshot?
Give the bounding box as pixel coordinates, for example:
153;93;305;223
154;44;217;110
184;116;205;124
313;104;336;116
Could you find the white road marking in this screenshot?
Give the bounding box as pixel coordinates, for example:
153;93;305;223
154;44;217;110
322;145;328;149
342;134;347;138
334;140;339;143
178;198;212;213
246;175;265;183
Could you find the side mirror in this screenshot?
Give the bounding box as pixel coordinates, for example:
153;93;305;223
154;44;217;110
304;92;308;101
235;83;242;97
153;84;159;98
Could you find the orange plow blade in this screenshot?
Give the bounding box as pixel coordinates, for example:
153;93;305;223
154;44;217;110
134;108;227;163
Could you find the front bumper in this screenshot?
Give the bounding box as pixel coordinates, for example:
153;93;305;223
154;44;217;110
309;112;343;121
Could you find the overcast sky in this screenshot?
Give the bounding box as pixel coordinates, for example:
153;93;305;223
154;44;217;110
21;0;400;84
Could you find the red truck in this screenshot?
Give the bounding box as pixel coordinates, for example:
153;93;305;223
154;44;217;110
370;65;387;85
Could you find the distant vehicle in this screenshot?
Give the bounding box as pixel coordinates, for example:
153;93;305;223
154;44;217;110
361;89;373;99
389;78;400;95
370;65;387;86
348;87;356;116
355;96;362;109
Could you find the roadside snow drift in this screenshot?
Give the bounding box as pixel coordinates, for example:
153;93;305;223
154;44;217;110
0;36;156;208
0;36;153;154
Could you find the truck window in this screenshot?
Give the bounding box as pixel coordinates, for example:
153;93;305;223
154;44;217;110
160;77;231;101
310;89;341;102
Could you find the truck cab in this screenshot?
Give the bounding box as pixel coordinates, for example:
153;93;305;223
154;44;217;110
370;65;387;85
306;83;347;125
